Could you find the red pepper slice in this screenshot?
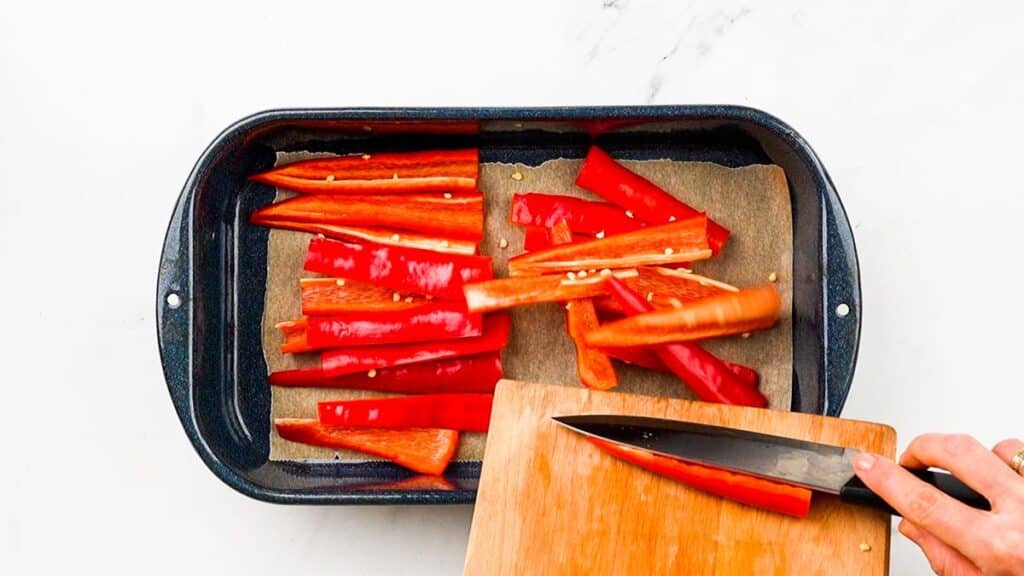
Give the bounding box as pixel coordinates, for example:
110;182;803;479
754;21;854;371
274;419;459;475
319;313;510;378
511;193;645;236
269;352;503;393
276;304;483;353
462;267;725;314
305;237;493;301
252;218;477;255
521;225;589;252
522;226;550;252
507;216;711;277
587;437;811;518
251;191;484;241
574;145;729;253
597;277;767;407
318;394;493;433
586;283;781;347
548;220;618;390
603;347;758;390
300;277;428;315
276;318;313;353
250;149;479;195
592;266;734;314
463;269;634;313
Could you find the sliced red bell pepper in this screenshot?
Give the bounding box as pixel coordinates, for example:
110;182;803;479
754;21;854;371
511;193;645;236
574;145;729;253
463;266;728;314
305;237;493;300
520;225;589;252
253;218;477;255
276;318;313;353
596;277;767;407
548;220;617;390
276;304;483;353
250;149;479;195
318;394;493;433
463;269;637;313
300;277;428;315
522;226;550;252
270;352;503;393
603;347;759;390
319;313;510;378
565;299;618;390
592;266;734;314
507;216;711;277
274;418;459;475
587;437;811;518
251;191;484;241
586;283;781;347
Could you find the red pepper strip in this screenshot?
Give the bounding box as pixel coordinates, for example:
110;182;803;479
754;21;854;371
463;266;728;314
592;266;734;314
352;475;457;492
300;277;428;315
320;313;511;378
521;225;589;252
511;193;645;236
462;269;636;313
251;191;484;241
596;278;767;407
305;237;493;301
587;437;811;518
587;283;781;347
278;304;483;352
274;418;458;475
270;352;503;393
308;303;481;348
603;347;758;390
549;220;618;390
253;218;477;255
522;226;550;252
507;216;711;277
250;149;479;195
574;145;729;253
276;318;313;353
319;394;493;432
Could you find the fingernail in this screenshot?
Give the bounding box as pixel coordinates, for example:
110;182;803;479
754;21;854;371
853;453;876;471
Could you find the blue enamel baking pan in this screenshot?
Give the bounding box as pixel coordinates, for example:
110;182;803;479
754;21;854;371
156;106;861;504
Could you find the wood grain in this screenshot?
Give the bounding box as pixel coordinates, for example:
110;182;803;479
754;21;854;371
464;380;896;576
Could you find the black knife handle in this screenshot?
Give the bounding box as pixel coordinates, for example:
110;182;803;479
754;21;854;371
840;469;991;516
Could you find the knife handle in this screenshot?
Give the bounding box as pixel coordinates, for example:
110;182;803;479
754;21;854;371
840;469;991;516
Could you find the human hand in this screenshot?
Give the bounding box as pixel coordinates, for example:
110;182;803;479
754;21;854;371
853;435;1024;575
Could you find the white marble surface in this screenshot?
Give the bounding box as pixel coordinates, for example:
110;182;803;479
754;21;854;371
3;1;1023;574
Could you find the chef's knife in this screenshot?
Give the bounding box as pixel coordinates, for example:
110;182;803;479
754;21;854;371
552;414;990;516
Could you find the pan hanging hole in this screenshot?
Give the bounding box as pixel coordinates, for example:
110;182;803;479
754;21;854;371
835;303;850;318
166;292;182;310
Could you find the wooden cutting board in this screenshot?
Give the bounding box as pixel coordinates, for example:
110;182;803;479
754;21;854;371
464;380;897;576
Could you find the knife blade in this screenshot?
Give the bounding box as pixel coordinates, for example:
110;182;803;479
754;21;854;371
552;414;990;516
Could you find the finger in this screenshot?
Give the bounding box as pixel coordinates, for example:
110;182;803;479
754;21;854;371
991;438;1024;471
899;434;1018;502
898;519;981;576
854;453;987;558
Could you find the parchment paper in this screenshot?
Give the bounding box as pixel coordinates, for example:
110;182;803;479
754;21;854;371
263;153;793;462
